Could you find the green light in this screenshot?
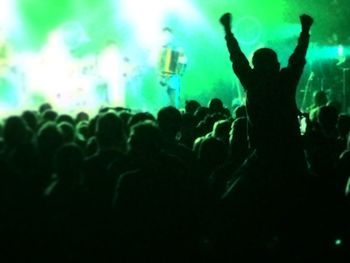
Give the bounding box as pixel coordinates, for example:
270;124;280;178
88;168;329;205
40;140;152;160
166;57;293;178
335;239;342;246
0;0;16;26
234;16;262;46
338;45;344;57
2;0;347;114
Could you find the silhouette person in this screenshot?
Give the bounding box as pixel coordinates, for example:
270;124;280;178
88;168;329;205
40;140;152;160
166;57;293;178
216;12;315;260
220;12;313;166
159;27;187;108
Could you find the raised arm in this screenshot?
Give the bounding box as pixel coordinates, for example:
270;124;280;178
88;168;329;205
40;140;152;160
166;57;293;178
220;13;252;88
288;14;314;70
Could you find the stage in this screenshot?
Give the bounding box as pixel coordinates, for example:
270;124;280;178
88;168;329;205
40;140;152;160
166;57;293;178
0;0;349;114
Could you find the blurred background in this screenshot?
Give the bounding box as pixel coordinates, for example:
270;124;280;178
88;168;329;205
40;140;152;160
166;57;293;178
0;0;349;114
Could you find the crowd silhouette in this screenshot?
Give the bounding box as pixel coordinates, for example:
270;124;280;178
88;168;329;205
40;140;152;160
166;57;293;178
0;12;350;262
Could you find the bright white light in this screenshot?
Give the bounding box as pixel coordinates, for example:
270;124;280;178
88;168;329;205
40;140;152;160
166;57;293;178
97;43;126;107
20;29;85;112
0;0;17;33
117;0;203;58
338;45;344;57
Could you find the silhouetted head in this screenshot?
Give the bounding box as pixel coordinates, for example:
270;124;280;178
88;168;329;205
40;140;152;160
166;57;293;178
198;136;228;171
57;114;75;126
127;112;156;129
208;98;224;114
37;122;63;159
76;111;89;123
38;103;52;114
229;117;248;148
54;143;83;182
196;113;226;138
3;116;30;149
185;100;201;115
42;109;58;123
76;121;89;141
58;122;75;143
317;105;339;133
157;106;181;138
21;110;38;132
128;120;163;155
313;90;328;107
252;48;280;74
162;27;173;46
96;111;126;150
194;106;209;123
212;119;232;145
234;105;247;119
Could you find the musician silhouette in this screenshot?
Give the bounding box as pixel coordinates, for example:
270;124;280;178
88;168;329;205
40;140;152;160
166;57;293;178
159;27;187;109
98;41;125;107
0;26;20;108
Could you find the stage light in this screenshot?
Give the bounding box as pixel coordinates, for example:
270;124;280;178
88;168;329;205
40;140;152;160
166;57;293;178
307;44;350;62
116;0;203;52
338;45;344;57
335;239;342;246
2;0;347;114
234;16;262;46
0;0;16;28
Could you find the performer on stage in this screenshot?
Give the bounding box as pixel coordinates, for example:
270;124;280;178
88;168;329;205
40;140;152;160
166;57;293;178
159;27;187;108
38;30;75;106
0;27;12;76
0;26;21;108
97;41;125;107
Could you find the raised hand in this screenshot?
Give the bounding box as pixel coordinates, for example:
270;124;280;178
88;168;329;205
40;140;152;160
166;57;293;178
300;14;314;32
220;13;232;31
